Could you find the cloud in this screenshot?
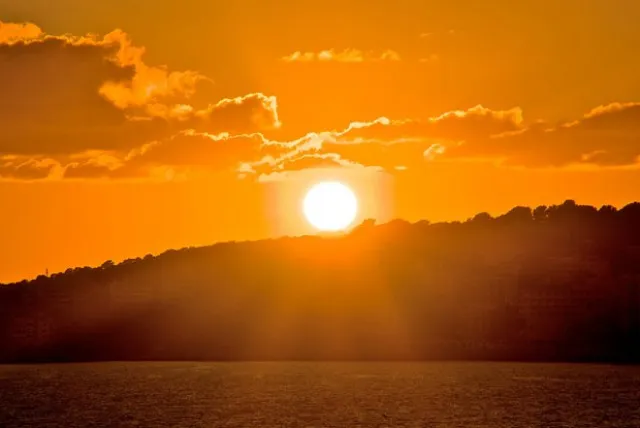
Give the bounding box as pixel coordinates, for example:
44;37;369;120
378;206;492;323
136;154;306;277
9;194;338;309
281;48;401;62
446;102;640;167
0;22;184;155
128;131;264;168
237;105;523;177
140;93;281;135
331;105;523;144
419;54;439;63
185;93;281;133
95;30;207;110
255;153;379;182
424;144;446;161
61;126;360;180
0;156;61;180
0;21;278;159
61;129;283;179
59;100;640;181
1;24;205;112
2;22;639;181
0;22;43;43
251;152;355;175
319;102;640;169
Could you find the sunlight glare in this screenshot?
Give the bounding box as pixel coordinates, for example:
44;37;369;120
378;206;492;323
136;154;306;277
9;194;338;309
303;181;358;231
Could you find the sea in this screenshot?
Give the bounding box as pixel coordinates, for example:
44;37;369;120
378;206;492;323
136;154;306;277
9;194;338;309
1;362;639;427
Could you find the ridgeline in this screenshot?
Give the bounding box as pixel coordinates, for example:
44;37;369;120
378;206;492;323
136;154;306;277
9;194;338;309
1;200;639;363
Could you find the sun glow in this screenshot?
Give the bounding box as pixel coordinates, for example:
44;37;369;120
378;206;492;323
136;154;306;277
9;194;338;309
303;181;358;231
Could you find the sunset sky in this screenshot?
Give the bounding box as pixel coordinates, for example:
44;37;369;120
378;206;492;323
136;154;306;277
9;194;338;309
2;0;640;282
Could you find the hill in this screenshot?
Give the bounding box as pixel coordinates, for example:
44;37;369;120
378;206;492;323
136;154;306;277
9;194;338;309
1;200;640;362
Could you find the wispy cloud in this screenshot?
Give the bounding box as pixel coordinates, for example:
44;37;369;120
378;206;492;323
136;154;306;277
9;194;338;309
4;99;640;181
281;48;401;63
419;54;439;63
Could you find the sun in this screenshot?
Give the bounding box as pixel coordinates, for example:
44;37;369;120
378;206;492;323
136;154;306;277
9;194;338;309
303;181;358;231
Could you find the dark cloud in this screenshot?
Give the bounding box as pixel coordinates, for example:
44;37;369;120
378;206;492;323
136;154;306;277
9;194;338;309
447;102;640;167
0;21;279;161
128;132;264;169
0;156;59;180
0;34;144;154
62;131;271;179
175;93;281;135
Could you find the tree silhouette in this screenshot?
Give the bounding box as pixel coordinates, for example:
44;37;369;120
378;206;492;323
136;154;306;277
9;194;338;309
0;200;639;363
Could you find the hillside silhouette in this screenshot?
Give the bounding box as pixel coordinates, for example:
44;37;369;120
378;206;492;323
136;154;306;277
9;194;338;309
1;200;639;363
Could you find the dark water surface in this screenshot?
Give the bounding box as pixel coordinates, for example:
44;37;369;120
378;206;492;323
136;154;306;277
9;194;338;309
1;362;639;427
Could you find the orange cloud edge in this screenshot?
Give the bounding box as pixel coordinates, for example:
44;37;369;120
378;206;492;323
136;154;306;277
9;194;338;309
1;21;640;182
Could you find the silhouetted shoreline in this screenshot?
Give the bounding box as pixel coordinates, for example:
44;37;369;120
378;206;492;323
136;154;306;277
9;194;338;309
1;200;639;364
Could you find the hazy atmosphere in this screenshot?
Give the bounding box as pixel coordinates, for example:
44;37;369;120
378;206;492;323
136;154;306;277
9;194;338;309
2;0;640;282
2;2;640;426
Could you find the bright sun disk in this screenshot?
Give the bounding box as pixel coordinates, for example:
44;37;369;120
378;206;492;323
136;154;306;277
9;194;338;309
303;181;358;231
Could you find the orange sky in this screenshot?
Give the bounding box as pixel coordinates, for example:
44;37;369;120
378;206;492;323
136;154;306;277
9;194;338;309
1;0;640;282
